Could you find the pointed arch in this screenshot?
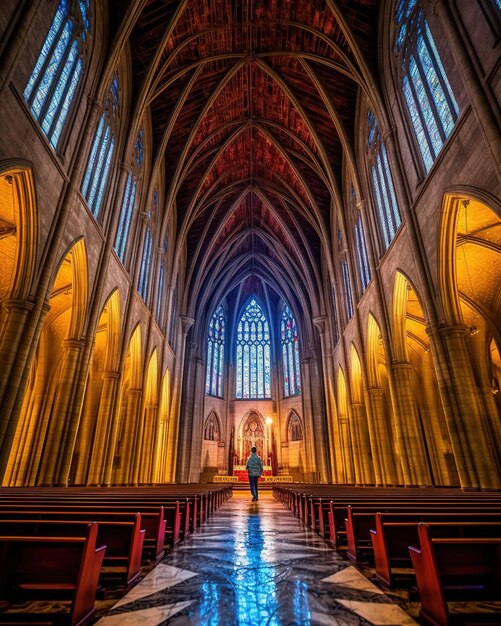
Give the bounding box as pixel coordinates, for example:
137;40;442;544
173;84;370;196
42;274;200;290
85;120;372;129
287;411;303;442
204;411;221;442
367;313;383;388
350;344;364;404
0;162;37;303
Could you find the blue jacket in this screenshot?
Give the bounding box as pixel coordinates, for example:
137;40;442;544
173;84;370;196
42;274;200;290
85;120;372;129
246;452;263;477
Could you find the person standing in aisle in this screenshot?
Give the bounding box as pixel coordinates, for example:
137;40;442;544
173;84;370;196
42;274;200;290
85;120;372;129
246;446;263;501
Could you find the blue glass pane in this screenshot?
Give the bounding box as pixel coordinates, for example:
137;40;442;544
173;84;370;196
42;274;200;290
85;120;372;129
409;55;443;158
94;136;114;217
376;153;395;244
24;2;67;101
31;21;72;118
281;305;301;397
423;23;458;130
156;261;164;322
42;37;77;138
381;144;401;234
236;345;242;398
206;305;225;397
111;76;119;104
88;125;111;209
371;165;390;249
402;75;434;171
79;0;90;31
82;114;104;198
50;54;82;147
342;260;354;319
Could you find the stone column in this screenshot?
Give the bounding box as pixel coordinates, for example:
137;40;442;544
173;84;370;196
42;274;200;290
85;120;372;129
87;371;120;485
168;315;194;482
338;418;354;484
366;387;398;485
350;402;374;485
139;403;158;483
439;325;500;488
434;0;501;177
300;358;319;481
391;361;432;486
119;388;142;485
312;316;340;482
38;339;86;485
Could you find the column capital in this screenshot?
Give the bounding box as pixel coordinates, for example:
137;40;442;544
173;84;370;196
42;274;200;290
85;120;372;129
180;315;195;334
64;338;86;351
312;316;328;335
367;386;383;398
438;324;469;339
102;371;120;381
1;298;35;313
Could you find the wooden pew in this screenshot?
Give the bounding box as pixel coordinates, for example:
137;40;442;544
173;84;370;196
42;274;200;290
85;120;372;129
346;505;501;563
0;517;144;589
0;523;105;626
0;507;168;564
370;515;501;588
410;523;501;626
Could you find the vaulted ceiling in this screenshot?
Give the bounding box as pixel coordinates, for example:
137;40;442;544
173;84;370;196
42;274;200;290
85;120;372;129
123;0;380;328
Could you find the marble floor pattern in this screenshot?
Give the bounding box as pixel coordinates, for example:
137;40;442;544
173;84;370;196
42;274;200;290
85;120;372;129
95;492;417;626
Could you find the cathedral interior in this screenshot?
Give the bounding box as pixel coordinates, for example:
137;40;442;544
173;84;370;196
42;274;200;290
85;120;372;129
0;0;500;623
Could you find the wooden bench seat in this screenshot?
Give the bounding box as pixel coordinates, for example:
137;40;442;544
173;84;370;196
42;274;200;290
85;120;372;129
370;515;501;588
410;523;501;626
346;506;501;563
0;523;105;626
0;517;144;589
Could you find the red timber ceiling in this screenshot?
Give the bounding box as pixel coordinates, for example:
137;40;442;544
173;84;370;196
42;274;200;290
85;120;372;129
127;0;380;320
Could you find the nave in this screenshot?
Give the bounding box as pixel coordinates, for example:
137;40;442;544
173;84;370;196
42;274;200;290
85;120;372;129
96;491;417;626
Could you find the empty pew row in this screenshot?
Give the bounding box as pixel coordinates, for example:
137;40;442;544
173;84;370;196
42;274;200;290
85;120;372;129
0;485;232;625
273;485;501;625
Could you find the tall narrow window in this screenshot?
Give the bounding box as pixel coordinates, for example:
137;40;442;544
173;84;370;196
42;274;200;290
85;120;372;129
81;76;119;218
24;0;90;149
281;305;301;397
235;299;271;399
205;305;225;397
341;259;354;320
354;216;371;292
396;0;459;173
115;129;143;262
156;235;168;327
138;189;157;305
331;286;340;345
368;112;402;250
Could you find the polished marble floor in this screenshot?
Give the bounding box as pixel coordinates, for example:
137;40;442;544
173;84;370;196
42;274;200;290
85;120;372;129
95;492;417;625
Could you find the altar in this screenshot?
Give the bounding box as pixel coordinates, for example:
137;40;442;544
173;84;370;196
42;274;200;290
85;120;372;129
232;465;273;482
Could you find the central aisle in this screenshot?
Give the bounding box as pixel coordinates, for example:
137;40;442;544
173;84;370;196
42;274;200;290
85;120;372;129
96;492;416;625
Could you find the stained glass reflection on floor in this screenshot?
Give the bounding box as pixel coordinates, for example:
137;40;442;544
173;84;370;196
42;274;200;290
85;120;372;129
95;491;417;625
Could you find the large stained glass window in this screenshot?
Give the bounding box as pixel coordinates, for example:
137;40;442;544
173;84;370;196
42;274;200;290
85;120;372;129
368;112;402;250
205;305;225;397
281;305;301;397
24;0;90;149
115;129;143;263
81;76;119;218
235;299;271;399
396;0;459;173
341;259;354;320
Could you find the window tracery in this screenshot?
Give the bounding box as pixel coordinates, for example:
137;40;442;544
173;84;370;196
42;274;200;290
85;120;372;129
281;305;301;397
395;0;459;173
24;0;90;149
205;305;225;397
235;299;271;399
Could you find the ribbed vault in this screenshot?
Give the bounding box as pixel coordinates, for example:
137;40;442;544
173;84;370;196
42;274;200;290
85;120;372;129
123;0;380;329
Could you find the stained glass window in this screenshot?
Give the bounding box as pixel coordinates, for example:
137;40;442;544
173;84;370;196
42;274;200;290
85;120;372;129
368;112;402;250
81;76;119;218
138;189;157;305
114;129;143;262
331;286;340;345
24;0;90;149
235;299;271;399
281;305;301;397
205;305;225;397
156;234;168;326
342;259;354;320
354;216;371;292
395;0;459;173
